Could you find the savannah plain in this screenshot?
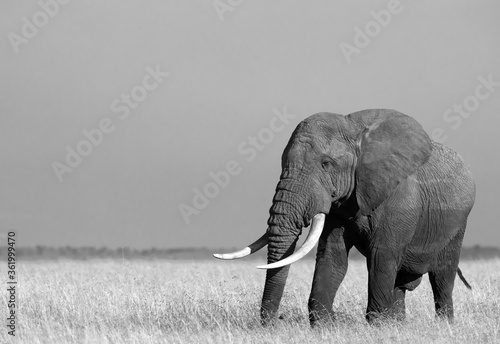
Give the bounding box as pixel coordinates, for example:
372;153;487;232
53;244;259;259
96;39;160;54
2;257;499;344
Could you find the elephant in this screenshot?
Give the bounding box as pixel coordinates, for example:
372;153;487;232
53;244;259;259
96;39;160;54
214;109;475;326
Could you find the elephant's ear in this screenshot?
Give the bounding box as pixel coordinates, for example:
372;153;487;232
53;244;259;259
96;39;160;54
355;114;432;215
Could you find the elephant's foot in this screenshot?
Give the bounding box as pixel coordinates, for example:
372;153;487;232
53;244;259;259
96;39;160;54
260;308;279;327
366;310;388;325
309;310;335;328
393;307;406;322
308;298;336;327
435;305;454;323
365;306;407;324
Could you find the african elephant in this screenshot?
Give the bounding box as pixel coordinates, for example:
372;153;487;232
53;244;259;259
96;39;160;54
214;109;475;326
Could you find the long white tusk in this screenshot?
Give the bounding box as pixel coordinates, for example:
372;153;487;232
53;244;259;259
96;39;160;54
256;213;325;269
213;232;269;260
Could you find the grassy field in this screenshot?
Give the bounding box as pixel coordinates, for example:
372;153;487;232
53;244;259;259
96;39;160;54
3;258;499;343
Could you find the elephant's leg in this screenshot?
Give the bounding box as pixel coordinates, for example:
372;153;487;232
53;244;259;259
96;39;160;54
428;229;465;322
393;272;423;321
365;248;403;323
308;224;351;326
428;268;456;321
393;287;406;320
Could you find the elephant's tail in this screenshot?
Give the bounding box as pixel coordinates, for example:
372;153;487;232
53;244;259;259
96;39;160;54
457;267;472;290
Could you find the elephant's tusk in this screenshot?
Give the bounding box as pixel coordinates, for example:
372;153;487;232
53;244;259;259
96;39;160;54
213;232;269;260
256;213;325;270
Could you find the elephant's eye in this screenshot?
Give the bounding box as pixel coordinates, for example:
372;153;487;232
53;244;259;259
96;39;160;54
321;160;334;171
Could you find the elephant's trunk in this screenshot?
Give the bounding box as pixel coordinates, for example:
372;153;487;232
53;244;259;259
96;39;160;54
260;179;309;324
260;227;297;323
260;215;328;323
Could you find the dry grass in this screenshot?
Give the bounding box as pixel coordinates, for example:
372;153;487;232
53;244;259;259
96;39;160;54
3;258;499;343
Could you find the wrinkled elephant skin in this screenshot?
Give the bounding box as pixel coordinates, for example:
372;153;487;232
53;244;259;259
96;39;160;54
215;109;475;326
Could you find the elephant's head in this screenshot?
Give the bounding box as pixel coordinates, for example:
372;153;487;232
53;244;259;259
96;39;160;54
214;109;432;324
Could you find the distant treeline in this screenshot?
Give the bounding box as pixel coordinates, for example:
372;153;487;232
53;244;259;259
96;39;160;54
1;245;499;261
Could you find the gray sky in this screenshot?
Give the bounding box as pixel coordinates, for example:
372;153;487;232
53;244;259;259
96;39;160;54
1;0;499;249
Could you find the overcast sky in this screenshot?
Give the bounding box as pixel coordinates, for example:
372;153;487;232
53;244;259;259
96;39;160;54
1;0;499;249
